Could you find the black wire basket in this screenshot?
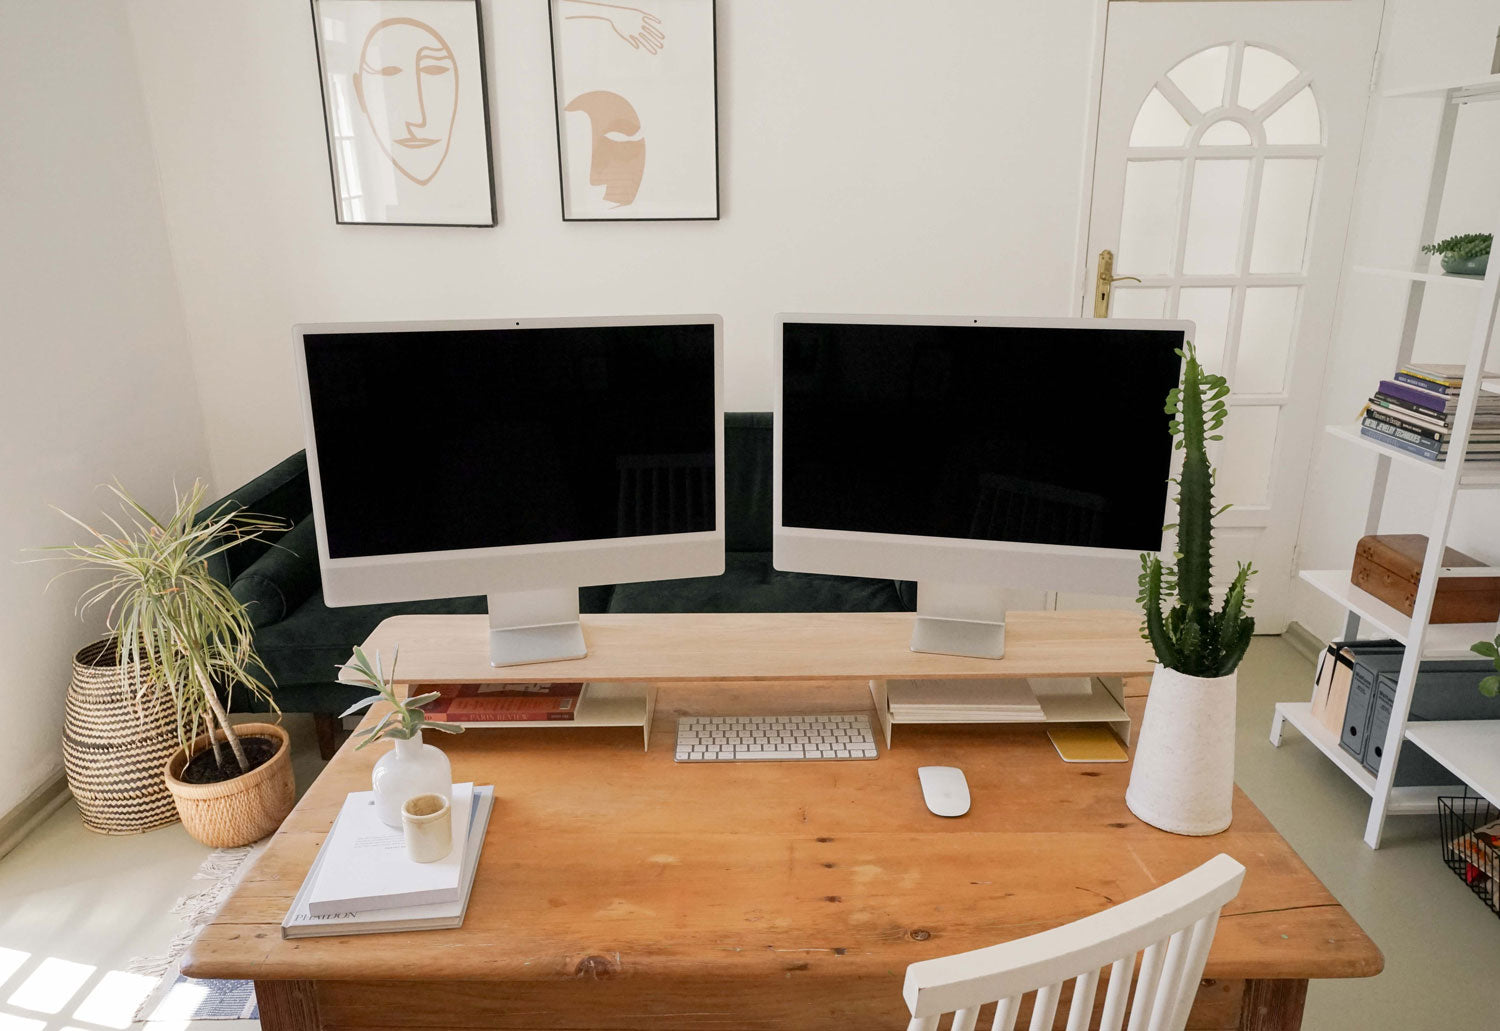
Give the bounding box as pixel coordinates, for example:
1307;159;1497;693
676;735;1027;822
1438;792;1500;918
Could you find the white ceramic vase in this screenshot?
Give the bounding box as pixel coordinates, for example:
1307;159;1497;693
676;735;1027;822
372;731;452;829
1125;664;1237;836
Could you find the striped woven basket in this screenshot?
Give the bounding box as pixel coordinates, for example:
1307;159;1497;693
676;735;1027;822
62;638;182;835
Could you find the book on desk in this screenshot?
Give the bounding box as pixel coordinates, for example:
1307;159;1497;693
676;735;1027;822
282;783;494;939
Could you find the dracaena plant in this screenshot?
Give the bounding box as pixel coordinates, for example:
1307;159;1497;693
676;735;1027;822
338;646;464;749
1137;341;1256;679
1473;634;1500;698
43;481;284;776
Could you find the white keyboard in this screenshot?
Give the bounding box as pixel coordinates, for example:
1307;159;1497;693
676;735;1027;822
674;714;879;762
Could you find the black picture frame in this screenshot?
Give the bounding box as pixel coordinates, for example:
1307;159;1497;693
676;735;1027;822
548;0;720;222
310;0;498;227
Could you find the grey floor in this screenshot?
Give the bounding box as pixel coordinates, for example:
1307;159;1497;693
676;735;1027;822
0;642;1496;1029
1237;637;1500;1029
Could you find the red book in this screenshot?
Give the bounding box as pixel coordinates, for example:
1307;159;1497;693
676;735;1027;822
420;683;583;723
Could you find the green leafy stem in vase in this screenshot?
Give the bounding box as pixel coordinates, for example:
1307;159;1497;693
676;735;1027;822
338;646;464;749
1420;233;1491;261
1472;634;1500;698
1137;340;1256;679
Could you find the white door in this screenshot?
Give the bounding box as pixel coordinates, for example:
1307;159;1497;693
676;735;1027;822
1081;1;1383;631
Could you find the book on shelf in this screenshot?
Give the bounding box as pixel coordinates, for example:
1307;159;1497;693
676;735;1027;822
1368;396;1500;433
1362;409;1500;449
1395;363;1468;395
1356;425;1500;462
1377;379;1500;416
421;682;584;723
1369;392;1500;426
282;785;494;939
304;783;476;917
885;678;1045;722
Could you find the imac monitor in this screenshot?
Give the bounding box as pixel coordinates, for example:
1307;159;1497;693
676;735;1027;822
294;316;724;666
774;314;1189;659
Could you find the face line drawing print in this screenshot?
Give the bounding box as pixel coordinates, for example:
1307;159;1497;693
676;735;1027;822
560;0;665;54
565;90;646;208
353;17;459;187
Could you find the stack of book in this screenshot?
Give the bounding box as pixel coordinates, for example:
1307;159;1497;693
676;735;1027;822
886;678;1045;722
1360;362;1500;463
281;782;494;938
421;682;585;724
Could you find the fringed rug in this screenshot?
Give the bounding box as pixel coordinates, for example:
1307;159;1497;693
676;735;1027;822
131;844;264;1022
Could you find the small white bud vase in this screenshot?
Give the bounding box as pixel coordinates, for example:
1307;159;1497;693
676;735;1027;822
1125;664;1237;836
371;730;452;829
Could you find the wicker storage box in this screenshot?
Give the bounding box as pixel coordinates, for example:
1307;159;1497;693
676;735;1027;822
1352;534;1500;624
62;638;182;835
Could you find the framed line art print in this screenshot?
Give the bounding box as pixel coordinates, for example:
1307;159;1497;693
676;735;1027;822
549;0;719;221
310;0;497;226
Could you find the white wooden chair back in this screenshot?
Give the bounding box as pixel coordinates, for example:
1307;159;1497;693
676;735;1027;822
902;853;1245;1031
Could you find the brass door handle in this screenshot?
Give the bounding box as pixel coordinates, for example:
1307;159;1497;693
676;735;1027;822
1094;249;1141;318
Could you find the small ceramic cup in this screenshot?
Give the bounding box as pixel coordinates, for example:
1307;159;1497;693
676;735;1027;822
401;792;453;863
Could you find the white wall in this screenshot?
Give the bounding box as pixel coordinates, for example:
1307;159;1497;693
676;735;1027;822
0;2;210;817
1293;0;1500;640
124;0;1105;491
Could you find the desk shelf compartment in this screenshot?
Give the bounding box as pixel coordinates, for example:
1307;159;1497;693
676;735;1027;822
869;676;1129;750
422;682;657;751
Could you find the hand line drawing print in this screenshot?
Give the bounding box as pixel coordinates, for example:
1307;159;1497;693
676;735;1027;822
354;17;459;186
560;0;665;54
565;91;645;206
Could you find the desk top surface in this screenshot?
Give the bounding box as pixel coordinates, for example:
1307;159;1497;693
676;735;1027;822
355;610;1159;682
185;679;1380;987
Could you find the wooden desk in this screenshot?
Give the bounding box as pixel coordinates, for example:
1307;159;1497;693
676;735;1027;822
186;694;1378;1027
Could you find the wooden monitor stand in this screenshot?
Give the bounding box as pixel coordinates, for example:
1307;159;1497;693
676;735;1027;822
351;609;1156;750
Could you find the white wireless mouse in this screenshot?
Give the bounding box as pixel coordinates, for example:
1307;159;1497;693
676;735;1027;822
917;765;970;817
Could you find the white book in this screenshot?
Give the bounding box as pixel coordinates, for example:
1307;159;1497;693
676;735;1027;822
283;786;493;938
305;783;475;917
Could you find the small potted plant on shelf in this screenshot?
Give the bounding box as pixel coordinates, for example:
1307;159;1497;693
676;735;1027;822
1472;634;1500;698
1128;341;1256;836
339;647;463;828
46;482;296;847
1422;233;1491;277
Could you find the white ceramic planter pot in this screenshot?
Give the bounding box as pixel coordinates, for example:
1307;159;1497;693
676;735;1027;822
372;731;452;828
1125;664;1236;836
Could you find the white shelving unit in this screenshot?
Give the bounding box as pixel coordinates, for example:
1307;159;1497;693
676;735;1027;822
1269;73;1500;848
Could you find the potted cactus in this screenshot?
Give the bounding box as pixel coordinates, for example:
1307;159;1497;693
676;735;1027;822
1126;341;1256;836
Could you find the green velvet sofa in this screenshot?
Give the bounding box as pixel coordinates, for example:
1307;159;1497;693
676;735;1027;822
206;413;913;753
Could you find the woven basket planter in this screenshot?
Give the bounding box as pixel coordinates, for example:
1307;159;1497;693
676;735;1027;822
164;722;295;848
62;638;182;835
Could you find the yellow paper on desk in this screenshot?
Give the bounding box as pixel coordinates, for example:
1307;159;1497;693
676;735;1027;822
1047;724;1128;763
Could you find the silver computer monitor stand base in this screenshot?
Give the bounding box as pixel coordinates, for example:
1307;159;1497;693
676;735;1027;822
909;581;1009;659
488;588;587;667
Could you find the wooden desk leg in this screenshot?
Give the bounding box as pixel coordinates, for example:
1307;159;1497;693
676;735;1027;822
256;980;321;1031
1240;978;1308;1030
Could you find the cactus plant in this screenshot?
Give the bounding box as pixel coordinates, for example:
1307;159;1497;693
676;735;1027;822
1136;342;1256;678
